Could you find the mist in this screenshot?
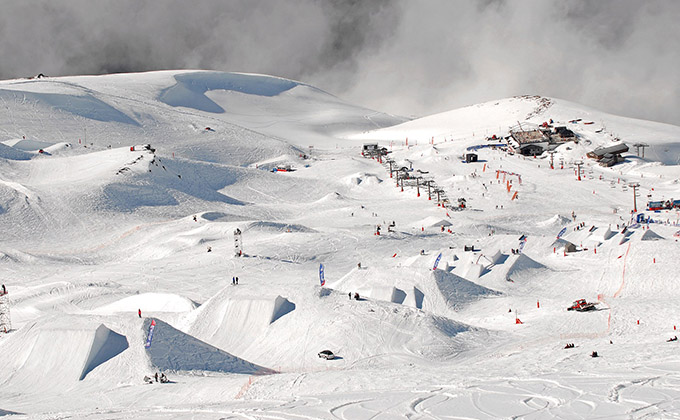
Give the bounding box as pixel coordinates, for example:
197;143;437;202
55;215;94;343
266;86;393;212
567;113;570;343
1;0;678;124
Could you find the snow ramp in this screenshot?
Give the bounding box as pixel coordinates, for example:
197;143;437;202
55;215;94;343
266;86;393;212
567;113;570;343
428;270;501;312
0;317;128;391
186;290;295;354
505;254;549;282
143;318;271;374
329;267;499;315
640;229;664;241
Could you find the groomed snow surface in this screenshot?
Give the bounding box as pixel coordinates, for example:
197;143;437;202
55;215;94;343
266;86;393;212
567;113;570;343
0;71;679;418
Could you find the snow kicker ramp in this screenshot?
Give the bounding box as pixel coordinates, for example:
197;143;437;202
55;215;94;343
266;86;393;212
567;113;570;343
186;290;295;355
428;270;501;312
0;318;128;391
505;253;549;282
331;267;499;315
143;318;270;374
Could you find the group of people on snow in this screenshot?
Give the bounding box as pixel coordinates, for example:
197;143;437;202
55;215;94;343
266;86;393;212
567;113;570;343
144;372;168;384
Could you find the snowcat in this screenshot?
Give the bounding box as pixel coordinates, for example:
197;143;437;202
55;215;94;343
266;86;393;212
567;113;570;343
567;299;597;312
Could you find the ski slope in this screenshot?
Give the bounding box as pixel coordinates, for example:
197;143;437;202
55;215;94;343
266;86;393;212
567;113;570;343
0;71;679;418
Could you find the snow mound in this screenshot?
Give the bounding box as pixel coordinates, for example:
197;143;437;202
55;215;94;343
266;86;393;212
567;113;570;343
431;270;501;311
589;225;616;242
2;138;54;152
505;254;549;282
358;286;408;304
95;293;197;315
0;318;128;389
463;263;488;280
159;72;299;113
414;217;453;228
331;267;499;314
552;238;577;252
143;318;271;374
640;229;664;241
314;192;347;203
0;88;139;125
0;142;32;160
187;290;296;354
81;324;130;380
536;214;571;227
343;172;383;186
246;221;316;233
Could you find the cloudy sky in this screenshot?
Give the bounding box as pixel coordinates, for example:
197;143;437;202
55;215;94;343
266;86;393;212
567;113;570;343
1;0;679;124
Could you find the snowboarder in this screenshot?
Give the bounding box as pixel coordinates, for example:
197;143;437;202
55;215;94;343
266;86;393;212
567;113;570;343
232;277;235;285
155;372;159;382
354;292;360;300
138;309;142;318
193;215;197;222
667;336;678;342
357;262;361;269
1;284;5;295
591;351;599;358
160;373;168;383
349;292;352;300
207;246;212;252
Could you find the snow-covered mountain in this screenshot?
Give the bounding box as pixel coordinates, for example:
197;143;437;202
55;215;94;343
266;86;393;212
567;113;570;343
0;71;679;418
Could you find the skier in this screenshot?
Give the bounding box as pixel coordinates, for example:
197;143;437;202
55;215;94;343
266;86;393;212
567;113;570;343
232;277;236;285
357;262;361;269
160;373;168;383
155;372;159;382
138;309;142;318
354;292;360;300
235;277;239;285
193;215;197;222
207;246;212;252
349;292;352;300
1;284;5;295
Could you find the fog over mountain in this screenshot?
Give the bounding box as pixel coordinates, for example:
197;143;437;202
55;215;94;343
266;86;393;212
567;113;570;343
1;0;678;124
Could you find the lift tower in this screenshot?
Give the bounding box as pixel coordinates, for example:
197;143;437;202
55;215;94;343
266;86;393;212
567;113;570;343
0;286;10;333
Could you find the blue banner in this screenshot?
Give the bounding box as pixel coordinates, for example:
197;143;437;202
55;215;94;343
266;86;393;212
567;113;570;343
433;253;442;271
319;264;325;286
145;319;156;348
557;227;566;239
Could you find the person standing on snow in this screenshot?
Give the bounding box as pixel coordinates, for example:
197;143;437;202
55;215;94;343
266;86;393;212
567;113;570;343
138;309;142;318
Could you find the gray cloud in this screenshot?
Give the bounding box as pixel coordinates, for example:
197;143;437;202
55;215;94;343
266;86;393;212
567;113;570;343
0;0;678;125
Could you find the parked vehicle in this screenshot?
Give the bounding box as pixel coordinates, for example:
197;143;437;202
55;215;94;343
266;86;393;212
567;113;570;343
318;350;335;360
